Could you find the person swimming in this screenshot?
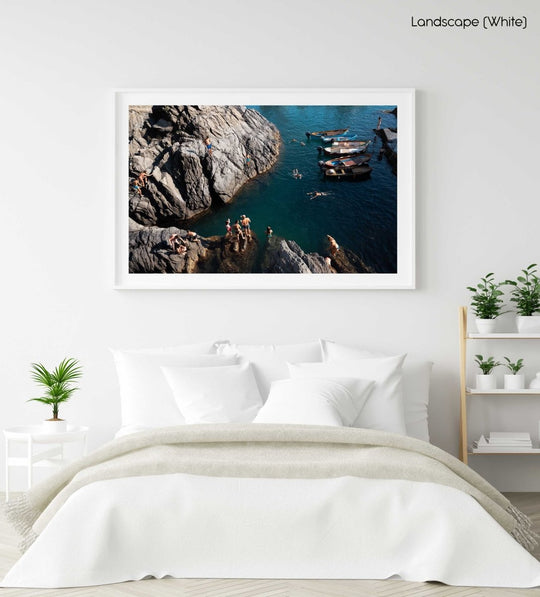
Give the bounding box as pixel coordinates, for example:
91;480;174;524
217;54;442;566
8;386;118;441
307;191;330;199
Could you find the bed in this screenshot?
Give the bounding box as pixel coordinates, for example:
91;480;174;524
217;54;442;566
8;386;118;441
3;340;540;589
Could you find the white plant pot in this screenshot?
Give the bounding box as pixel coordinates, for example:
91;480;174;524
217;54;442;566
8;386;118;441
516;315;540;334
476;318;497;334
42;419;67;433
476;374;497;391
504;374;525;391
529;372;540;389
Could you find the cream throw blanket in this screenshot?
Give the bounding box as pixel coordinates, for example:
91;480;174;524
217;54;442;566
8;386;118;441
6;424;537;553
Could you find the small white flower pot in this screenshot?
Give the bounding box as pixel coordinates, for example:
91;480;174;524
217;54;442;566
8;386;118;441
42;419;67;433
504;374;525;391
476;319;497;334
476;374;497;391
529;372;540;389
516;315;540;334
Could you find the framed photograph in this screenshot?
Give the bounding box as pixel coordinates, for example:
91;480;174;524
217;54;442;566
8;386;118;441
115;88;415;289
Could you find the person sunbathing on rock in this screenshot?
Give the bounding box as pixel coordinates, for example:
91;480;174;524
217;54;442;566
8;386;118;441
168;233;186;253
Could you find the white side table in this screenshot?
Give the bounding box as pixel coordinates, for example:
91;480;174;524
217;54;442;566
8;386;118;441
4;425;88;502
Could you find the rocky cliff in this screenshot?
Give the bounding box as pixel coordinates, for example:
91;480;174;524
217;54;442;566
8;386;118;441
129;105;281;226
130;226;373;276
129;227;207;274
261;238;333;274
261;238;373;274
129;226;259;274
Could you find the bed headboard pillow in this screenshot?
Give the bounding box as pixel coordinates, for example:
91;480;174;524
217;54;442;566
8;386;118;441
117;341;223;355
320;340;433;442
162;360;263;424
111;347;237;430
288;354;407;435
215;341;323;399
253;377;374;426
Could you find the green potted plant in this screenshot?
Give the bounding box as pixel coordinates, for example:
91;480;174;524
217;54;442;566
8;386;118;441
467;273;506;334
505;264;540;333
503;357;525;390
28;357;83;432
474;354;500;390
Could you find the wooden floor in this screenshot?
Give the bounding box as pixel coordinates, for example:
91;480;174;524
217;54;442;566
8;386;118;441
1;493;540;596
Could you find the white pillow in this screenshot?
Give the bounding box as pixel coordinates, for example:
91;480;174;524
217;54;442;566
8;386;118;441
253;377;374;427
288;355;407;435
215;341;323;399
162;360;263;424
111;349;237;429
320;340;433;442
116;341;223;355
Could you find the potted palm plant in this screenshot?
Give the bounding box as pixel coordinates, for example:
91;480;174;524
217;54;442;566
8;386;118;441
467;273;506;333
505;264;540;333
28;357;83;432
503;357;525;390
474;354;500;390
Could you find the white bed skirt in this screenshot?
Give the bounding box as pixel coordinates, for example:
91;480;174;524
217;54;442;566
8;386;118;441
3;473;540;588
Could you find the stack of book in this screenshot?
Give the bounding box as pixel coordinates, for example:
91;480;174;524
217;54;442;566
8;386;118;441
473;432;534;453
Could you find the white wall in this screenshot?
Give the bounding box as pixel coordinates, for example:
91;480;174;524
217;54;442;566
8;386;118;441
1;0;539;491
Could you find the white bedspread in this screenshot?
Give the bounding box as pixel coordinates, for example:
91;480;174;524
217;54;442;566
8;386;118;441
3;473;540;588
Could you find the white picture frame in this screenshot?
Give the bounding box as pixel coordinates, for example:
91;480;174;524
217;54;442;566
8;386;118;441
115;88;415;289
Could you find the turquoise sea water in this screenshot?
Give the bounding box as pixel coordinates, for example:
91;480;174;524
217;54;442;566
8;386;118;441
193;105;397;272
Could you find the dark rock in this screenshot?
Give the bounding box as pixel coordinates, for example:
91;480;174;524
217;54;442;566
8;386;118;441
261;236;375;274
330;247;374;274
262;238;333;274
152;119;174;132
197;234;259;274
129;226;207;274
129;225;375;276
129;226;259;274
129;105;281;226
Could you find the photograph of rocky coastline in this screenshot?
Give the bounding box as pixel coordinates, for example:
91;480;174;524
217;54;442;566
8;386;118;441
128;103;398;276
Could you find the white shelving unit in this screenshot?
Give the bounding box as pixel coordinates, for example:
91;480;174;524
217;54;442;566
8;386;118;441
467;388;540;395
4;425;88;501
459;306;540;464
471;448;540;454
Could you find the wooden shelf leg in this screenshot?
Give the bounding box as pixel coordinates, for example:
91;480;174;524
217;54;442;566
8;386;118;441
459;306;469;465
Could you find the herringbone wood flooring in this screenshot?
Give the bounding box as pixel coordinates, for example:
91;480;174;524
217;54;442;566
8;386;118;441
1;493;540;596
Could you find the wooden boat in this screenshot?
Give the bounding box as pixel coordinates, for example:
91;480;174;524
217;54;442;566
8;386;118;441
305;128;348;138
322;141;371;156
319;154;372;169
324;164;373;179
330;139;369;148
320;133;357;143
